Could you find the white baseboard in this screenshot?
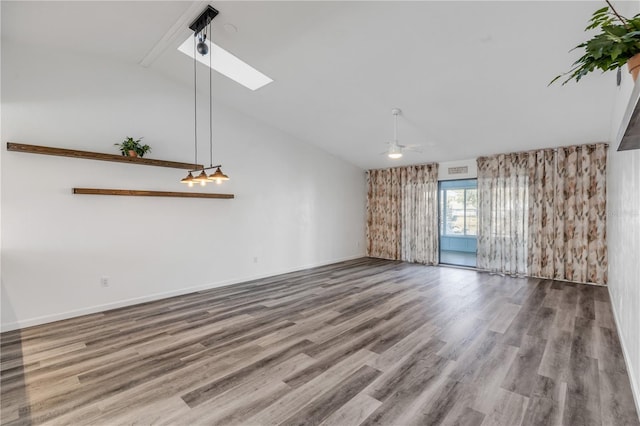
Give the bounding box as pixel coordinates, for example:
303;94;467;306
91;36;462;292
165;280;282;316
608;286;640;418
0;254;365;332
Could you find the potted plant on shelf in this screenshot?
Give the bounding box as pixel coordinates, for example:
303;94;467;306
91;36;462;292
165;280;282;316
114;137;151;158
551;0;640;85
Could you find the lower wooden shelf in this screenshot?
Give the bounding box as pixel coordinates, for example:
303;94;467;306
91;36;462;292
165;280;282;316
73;188;234;199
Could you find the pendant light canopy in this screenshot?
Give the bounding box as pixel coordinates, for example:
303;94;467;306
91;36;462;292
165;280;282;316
180;6;230;187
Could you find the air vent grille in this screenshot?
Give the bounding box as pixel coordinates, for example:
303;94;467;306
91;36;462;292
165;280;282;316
448;166;468;175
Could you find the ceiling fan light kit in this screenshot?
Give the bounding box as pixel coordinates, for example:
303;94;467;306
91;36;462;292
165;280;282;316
384;108;423;159
388;144;403;159
388;108;403;159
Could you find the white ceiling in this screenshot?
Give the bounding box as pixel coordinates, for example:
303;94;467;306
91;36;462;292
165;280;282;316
2;1;619;169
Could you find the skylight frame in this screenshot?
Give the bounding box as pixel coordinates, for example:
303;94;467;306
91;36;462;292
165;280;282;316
178;36;273;91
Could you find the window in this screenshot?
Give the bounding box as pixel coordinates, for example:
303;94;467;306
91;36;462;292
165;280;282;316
440;182;477;236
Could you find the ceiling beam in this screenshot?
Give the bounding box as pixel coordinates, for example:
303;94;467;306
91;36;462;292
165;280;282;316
138;1;209;68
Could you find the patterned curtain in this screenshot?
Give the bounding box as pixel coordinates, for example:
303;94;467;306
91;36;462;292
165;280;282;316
400;164;439;265
366;164;439;264
366;168;401;260
479;143;608;285
477;153;529;276
527;149;556;279
528;144;608;285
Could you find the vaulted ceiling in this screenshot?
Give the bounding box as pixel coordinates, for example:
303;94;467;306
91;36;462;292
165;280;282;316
2;1;619;169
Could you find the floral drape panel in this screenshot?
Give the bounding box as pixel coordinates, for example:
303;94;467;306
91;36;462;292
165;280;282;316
366;164;439;264
527;149;556;279
478;143;608;285
400;164;439;265
477;153;530;276
366;168;401;260
528;144;608;284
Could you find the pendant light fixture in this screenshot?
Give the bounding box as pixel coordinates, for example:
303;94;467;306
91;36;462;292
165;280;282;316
181;6;230;187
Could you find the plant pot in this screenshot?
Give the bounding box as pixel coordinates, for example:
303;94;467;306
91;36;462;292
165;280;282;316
127;150;138;157
628;53;640;81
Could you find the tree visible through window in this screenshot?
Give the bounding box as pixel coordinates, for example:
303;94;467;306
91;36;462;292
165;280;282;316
440;186;477;236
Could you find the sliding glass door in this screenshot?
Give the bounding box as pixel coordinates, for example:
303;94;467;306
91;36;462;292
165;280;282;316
439;179;477;267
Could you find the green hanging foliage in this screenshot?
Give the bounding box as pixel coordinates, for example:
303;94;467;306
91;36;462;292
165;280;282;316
551;2;640;85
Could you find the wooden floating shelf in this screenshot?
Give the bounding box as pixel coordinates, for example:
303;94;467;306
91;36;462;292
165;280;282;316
7;142;203;170
73;188;234;199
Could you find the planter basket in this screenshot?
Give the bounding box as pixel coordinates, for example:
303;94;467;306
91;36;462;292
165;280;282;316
628;53;640;81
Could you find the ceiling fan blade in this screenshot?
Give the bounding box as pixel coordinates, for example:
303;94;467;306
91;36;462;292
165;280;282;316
405;146;423;153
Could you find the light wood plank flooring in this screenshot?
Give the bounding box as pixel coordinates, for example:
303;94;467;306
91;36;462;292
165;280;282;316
1;258;638;425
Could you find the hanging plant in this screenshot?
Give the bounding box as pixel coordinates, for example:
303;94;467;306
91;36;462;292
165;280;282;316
114;137;151;158
551;0;640;85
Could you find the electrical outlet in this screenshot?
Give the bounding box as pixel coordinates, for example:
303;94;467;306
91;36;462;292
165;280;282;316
100;276;109;287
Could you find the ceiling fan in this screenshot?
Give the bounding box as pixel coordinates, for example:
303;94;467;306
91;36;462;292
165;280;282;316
383;108;422;159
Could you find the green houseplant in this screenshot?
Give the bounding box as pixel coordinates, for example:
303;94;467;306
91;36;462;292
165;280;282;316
114;137;151;158
551;0;640;85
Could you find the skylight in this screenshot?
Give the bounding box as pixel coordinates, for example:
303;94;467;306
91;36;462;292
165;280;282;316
178;37;273;91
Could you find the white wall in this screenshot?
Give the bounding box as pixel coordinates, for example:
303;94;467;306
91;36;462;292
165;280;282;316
608;7;640;410
0;42;366;331
0;1;4;326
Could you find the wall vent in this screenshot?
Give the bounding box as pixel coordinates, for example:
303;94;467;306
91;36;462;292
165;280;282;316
448;166;468;175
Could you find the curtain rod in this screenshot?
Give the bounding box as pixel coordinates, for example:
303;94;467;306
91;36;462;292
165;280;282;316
476;142;609;161
366;162;438;172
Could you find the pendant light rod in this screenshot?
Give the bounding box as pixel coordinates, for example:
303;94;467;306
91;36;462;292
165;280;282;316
188;164;221;173
193;35;198;169
209;20;214;168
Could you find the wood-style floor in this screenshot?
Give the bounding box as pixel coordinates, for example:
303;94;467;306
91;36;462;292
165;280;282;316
1;258;638;425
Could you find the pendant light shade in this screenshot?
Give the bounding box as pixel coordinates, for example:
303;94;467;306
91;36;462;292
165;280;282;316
193;170;210;186
208;167;229;184
181;172;196;187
